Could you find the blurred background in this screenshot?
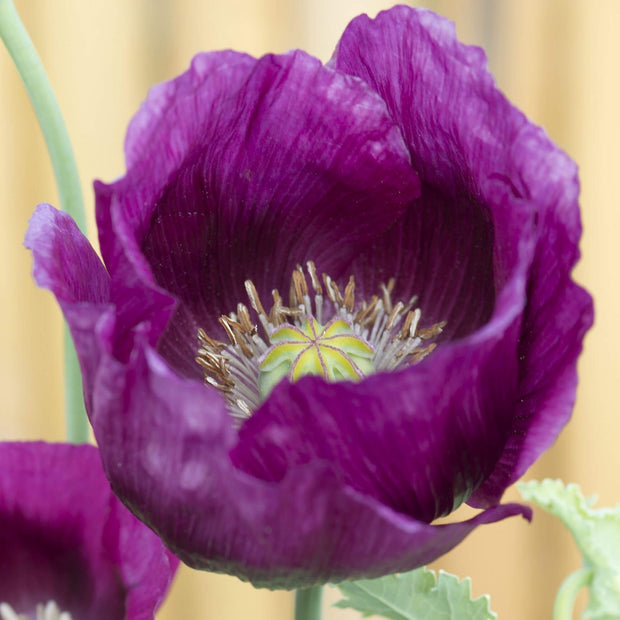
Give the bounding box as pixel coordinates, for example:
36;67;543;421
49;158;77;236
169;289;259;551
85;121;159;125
0;0;615;618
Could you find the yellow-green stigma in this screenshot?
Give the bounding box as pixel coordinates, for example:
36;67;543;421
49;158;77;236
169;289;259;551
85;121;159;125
258;316;375;399
196;261;444;425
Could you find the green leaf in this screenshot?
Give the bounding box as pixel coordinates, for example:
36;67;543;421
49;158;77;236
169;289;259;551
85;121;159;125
334;568;497;620
518;479;620;619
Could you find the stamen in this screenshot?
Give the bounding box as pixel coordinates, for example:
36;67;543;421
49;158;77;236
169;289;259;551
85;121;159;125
418;321;447;340
343;276;355;312
245;282;274;341
237;303;254;333
306;261;322;294
0;601;73;620
289;265;307;308
0;603;21;620
196;263;444;425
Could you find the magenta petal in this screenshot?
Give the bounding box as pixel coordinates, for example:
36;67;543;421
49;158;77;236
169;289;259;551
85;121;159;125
332;6;593;506
470;175;595;505
24;204;110;414
89;339;529;587
231;320;520;523
330;7;536;338
95;49;419;378
0;442;178;619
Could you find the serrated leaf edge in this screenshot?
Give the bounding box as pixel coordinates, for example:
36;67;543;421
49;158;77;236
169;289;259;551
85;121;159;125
335;568;497;620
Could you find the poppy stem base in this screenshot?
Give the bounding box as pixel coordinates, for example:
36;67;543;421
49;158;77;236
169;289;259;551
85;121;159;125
294;585;322;620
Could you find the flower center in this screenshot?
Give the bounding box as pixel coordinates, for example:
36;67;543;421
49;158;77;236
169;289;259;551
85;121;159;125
258;315;375;399
196;261;444;425
0;601;72;620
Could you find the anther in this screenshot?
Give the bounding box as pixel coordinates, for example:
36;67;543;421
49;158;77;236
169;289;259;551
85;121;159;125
196;263;444;425
343;275;355;312
306;260;322;294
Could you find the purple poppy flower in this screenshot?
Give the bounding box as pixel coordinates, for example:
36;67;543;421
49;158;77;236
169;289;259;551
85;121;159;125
26;6;592;588
0;442;178;619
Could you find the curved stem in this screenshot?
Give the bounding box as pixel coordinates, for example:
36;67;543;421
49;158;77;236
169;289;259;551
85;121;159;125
0;0;86;231
295;586;322;620
552;568;593;620
62;335;90;443
0;0;89;443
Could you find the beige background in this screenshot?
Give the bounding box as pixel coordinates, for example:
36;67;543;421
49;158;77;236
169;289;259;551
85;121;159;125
0;1;614;618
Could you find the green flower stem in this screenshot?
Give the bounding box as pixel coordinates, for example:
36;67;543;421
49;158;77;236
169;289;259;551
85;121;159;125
0;0;89;443
552;568;594;620
62;334;90;443
295;586;322;620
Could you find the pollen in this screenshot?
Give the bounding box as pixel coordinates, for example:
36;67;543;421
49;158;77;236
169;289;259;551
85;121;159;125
196;261;444;425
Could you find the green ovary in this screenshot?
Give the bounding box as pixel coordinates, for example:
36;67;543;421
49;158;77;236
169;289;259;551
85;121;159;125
258;316;375;399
